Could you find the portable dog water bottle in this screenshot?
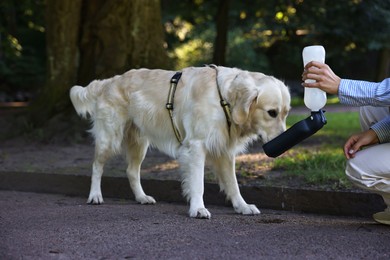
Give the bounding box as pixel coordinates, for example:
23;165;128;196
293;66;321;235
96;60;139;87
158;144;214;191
302;46;327;111
262;45;327;158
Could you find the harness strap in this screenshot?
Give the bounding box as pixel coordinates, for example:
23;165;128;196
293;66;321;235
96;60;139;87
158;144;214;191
166;72;183;144
209;65;232;132
166;67;232;145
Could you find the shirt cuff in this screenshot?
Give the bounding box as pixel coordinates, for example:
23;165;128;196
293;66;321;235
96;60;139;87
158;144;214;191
338;79;356;105
370;116;390;143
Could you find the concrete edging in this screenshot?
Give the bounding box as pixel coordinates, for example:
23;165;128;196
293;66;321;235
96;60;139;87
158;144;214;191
0;171;385;217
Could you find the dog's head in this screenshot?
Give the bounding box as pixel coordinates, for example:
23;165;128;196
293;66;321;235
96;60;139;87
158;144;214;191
224;70;291;143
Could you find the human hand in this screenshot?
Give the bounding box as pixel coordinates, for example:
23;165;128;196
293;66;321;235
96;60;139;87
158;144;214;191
302;61;341;95
343;129;380;159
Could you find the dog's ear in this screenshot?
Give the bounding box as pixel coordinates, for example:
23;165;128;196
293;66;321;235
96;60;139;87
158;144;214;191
229;73;259;125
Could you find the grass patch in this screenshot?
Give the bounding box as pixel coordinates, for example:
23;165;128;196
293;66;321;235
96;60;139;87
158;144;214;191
272;111;361;187
273;148;351;188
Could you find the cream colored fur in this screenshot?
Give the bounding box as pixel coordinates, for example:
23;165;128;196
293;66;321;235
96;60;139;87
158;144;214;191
70;66;290;219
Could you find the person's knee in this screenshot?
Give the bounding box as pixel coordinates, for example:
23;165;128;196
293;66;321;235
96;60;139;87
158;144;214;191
345;154;374;188
346;155;362;176
345;158;362;182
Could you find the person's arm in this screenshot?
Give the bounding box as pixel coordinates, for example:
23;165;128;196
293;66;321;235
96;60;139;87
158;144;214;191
344;117;390;159
338;79;390;107
370;116;390;143
343;129;379;159
302;61;390;106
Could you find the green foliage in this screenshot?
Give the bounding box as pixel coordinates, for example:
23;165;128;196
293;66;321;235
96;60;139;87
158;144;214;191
162;0;390;80
167;20;215;69
1;46;45;89
2;0;390;95
227;28;270;72
0;0;46;92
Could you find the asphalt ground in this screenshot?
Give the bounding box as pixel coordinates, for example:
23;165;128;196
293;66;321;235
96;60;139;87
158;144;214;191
1;190;390;259
1;104;389;258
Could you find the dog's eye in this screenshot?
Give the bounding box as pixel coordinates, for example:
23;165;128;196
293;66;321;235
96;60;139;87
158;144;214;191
267;110;278;118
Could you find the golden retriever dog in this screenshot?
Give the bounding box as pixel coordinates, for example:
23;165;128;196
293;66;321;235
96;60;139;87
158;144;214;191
70;66;290;219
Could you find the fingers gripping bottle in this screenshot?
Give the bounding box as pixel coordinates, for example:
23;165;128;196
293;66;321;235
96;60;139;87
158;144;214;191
303;45;327;111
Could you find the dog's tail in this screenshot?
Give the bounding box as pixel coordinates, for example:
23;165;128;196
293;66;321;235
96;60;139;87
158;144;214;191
70;81;103;118
70;85;93;118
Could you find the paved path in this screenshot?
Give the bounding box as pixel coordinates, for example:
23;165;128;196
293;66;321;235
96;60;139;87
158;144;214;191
1;104;389;259
1;191;389;259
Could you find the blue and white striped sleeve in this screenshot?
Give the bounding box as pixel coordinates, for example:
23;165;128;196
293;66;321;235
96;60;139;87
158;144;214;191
338;78;390;107
370;116;390;143
338;78;390;143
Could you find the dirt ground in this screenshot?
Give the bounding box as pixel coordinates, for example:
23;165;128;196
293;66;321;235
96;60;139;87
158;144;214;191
0;105;361;191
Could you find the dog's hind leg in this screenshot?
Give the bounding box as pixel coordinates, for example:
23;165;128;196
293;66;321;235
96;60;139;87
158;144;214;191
88;114;123;204
88;139;113;204
123;130;156;204
179;141;210;219
211;155;260;215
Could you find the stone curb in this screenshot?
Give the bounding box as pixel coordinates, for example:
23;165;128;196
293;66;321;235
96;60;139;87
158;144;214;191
0;171;385;217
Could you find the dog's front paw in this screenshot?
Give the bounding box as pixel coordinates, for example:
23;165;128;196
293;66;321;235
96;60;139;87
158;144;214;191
136;195;156;205
189;208;211;219
87;192;104;205
235;204;261;215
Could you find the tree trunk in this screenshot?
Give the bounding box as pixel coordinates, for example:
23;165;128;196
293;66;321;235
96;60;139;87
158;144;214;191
78;0;169;85
29;0;169;129
78;0;131;85
128;0;170;70
212;0;230;66
30;0;82;124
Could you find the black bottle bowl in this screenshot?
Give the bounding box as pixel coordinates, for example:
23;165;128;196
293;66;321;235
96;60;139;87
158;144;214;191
262;110;327;158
